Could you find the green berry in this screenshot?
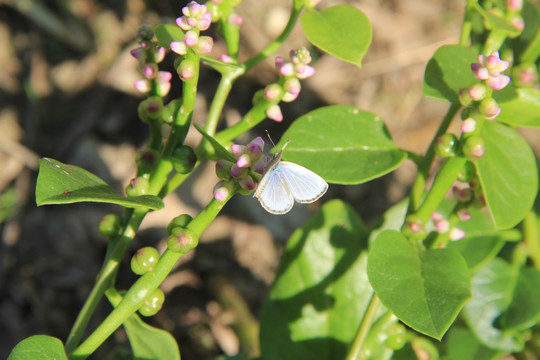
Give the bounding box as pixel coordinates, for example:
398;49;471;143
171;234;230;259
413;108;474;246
434;133;458;158
138;97;164;123
462;135;485;159
457;161;476;182
98;214;121;238
385;323;407;350
172;146;197;174
126;177;150;197
138;288;165;317
131;247;159;275
167;214;194;235
167;227;199;253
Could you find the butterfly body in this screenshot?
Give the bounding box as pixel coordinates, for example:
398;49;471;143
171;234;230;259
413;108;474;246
254;142;328;214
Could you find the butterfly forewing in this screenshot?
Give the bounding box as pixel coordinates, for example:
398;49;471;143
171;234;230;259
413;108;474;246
278;161;328;203
255;166;295;214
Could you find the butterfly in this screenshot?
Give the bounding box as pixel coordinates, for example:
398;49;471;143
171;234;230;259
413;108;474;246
254;141;328;214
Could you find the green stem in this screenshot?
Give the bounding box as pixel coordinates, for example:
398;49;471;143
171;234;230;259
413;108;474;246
408;103;460;214
242;4;302;71
215;101;268;143
459;0;477;46
65;209;146;353
346;293;380;360
523;211;540;268
70;194;236;359
414;156;467;224
520;28;540;63
483;29;507;55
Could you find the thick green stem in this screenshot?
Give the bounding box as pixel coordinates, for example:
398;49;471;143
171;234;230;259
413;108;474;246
523;211;540;268
408;103;460;214
459;0;477;46
70;194;235;359
483;29;507;55
215;101;269;143
414;156;467;224
242;4;302;71
346;293;380;360
65;209;145;353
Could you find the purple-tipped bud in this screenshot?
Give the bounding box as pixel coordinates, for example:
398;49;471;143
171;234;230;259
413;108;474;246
453;186;473;202
264;84;284;101
247;142;263;160
130;47;145;61
170;41;188;55
449;227;466;241
479;97;501;119
457;209;471;221
231;144;245;158
193;36;213;55
266;104;283;122
134;79;150;93
486;74;510;90
275;56;286;68
252;158;266;174
143;64;158;79
250;136;265;150
184;30;199;47
469;83;487;101
216;159;233;180
230;165;248;178
239;175;257;191
236;154;251;168
471;63;490;80
155;47;166;63
461;118;477;133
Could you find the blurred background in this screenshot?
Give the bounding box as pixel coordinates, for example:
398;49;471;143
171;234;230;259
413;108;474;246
2;0;532;359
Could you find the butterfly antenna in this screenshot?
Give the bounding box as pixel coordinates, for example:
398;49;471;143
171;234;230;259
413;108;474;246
265;129;276;149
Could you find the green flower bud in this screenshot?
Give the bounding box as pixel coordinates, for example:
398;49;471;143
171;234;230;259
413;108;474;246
131;247;159;275
458;88;472;107
167;214;194;235
462;135;485;159
98;213;121;238
434;133;458;158
136;150;158;174
171;145;197;174
138;97;164;123
126;177;150;197
167;227;199;253
138;288;165;317
402;215;427;239
385;323;407;350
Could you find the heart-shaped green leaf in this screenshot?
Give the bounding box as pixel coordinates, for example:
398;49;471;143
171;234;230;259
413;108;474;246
367;230;471;340
259;200;371;360
277;105;406;184
463;258;524;351
36;158;164;209
424;45;478;103
475;121;538;229
496;87;540;127
124;313;180;360
8;335;68;360
301;6;372;67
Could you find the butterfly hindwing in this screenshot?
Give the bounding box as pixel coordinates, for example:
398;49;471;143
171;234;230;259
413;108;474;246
255;166;294;214
278;161;328;203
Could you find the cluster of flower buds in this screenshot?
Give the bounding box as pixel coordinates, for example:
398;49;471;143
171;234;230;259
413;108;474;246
431;210;470;242
170;1;214;58
213;137;267;201
262;47;316;122
130;25;171;96
471;51;511;91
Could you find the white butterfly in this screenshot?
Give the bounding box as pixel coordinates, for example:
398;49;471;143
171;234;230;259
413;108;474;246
254;141;328;214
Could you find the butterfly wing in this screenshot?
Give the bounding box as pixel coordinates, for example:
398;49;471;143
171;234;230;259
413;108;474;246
278;161;328;203
254;167;294;214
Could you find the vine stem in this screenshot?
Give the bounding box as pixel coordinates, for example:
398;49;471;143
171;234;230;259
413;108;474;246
346;293;381;360
69;194;236;359
407;103;460;215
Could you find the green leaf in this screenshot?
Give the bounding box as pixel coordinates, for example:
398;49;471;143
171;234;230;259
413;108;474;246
124;313;181;360
463;258;524;351
36;158;164;209
496;88;540;127
367;230;471;340
301;6;372;67
259;199;371;360
424;45;478;103
8;335;68;360
500;267;540;331
193;123;236;162
154;24;184;48
474;4;521;36
277;105;406;185
444;327;507;360
475;121;538;229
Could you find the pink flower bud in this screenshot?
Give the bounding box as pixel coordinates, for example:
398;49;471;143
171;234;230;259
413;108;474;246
176;17;192;31
236;154;251;168
431;212;444;221
457;209;471;221
130;47;145;61
461;118;477;133
511;16;525;31
281;91;299;102
220;54;234;63
228;13;243;26
275;56;286;68
230;165;247;178
435;219;450;233
178;59;196;80
193;36;213;55
170;41;188;55
250;136;265;150
486;74;510;90
231;144;245;158
284;78;301;95
247;142;263;159
157;71;172;96
266;104;283;122
295;64;315;79
155;47;166;63
143;64;158;79
264;84;283;101
479;97;501;119
134;79;150;93
214;180;231;201
239;176;257;191
449;227;466;241
252;158;266;174
184;30;199;47
279;62;295;77
471;63;490;80
469;83;487;101
507;0;523;11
